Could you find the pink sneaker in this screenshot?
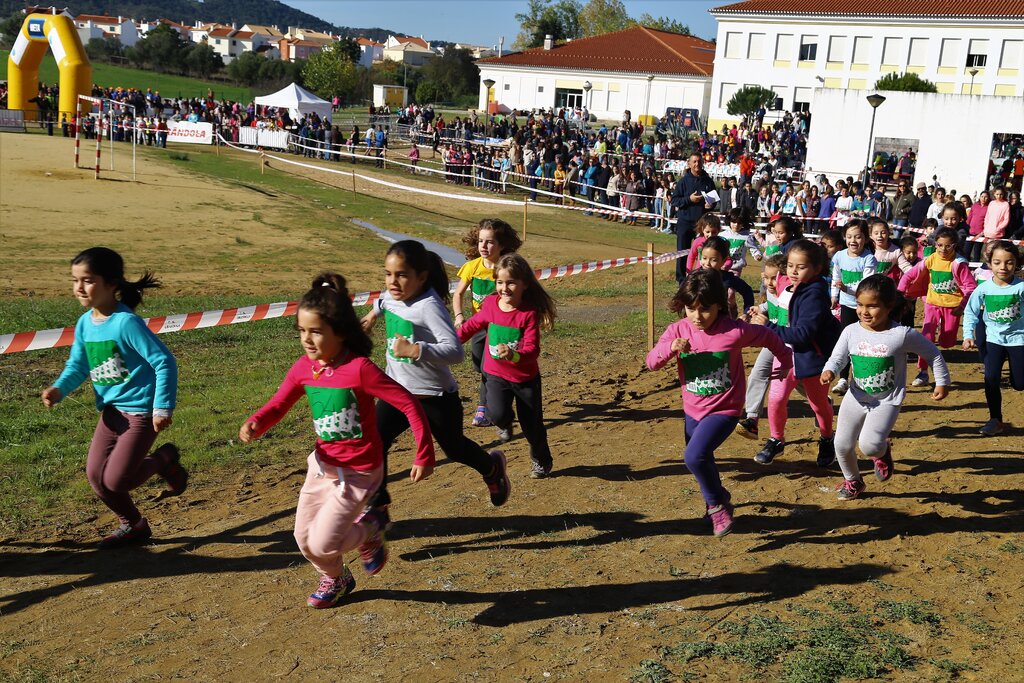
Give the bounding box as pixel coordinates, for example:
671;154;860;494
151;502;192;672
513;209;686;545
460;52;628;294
707;502;734;537
307;566;356;609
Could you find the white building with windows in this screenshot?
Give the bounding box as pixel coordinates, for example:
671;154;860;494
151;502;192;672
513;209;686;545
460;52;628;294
476;26;715;122
707;0;1024;130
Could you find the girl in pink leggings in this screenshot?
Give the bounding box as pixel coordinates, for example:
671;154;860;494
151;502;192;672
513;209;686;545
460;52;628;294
750;239;842;467
240;272;435;609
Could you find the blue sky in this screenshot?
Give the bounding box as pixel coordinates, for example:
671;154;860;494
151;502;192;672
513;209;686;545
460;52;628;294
278;1;721;45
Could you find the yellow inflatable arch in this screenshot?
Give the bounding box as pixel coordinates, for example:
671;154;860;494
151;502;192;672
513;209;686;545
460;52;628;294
7;13;92;119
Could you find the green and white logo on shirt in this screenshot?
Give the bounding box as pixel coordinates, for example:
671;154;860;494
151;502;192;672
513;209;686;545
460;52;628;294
85;340;130;385
851;355;895;394
305;385;362;441
471;277;496;309
876;261;893;275
680;351;731;396
923;246;935;257
764;245;781;257
384;310;415;364
930;270;957;294
986;293;1022;323
767;300;789;327
487;322;521;359
840;269;865;286
727;236;747;259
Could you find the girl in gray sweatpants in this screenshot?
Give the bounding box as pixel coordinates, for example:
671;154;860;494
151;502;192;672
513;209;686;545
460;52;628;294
821;275;951;500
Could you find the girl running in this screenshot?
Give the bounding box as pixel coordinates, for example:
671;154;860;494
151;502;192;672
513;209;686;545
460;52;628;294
963;240;1024;436
822;275;949;500
750;239;841;467
647;269;792;536
870;219;911;283
453;219;522;430
684;213;722;274
761;215;802;258
239;273;435;609
457;254;557;478
830;220;879;394
698;236;756;315
361;240;511;522
41;247;186;549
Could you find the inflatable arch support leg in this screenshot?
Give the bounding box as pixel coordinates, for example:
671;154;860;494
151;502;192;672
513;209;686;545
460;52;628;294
7;13;92;119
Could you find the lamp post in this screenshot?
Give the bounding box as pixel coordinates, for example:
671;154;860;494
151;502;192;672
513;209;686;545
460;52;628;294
863;93;886;186
482;78;494;115
969;67;979;95
644;74;654;126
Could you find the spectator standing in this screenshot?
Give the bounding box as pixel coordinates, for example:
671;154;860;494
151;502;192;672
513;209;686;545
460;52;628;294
670;153;718;283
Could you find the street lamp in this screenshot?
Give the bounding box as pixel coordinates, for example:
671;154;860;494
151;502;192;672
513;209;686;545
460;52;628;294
863;93;886;186
644;74;654;126
583;80;592;112
969;67;979;95
482;78;494;114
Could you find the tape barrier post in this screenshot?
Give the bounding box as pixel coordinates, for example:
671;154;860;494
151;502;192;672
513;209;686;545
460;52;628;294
94;109;102;181
260;151;265;175
523;199;528;243
647;242;655;350
73;100;80;169
352;167;356;194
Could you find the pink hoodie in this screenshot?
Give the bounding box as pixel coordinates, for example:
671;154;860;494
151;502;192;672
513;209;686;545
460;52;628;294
984;199;1010;239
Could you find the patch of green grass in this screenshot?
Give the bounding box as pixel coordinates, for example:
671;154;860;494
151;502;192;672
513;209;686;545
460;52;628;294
876;600;943;632
928;657;977;678
630;659;674;683
998;538;1024;554
168;151;190;162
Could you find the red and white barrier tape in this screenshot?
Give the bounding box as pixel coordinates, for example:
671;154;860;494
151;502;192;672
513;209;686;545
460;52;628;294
1;250;688;354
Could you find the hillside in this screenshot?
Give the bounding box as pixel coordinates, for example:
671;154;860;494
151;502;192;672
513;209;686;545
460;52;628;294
0;0;398;43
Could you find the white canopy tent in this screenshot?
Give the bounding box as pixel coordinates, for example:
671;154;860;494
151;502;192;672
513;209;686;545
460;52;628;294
254;83;332;123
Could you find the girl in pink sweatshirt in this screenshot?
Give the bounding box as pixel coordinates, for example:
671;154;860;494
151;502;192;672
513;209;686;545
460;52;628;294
239;272;435;609
646;269;792;537
984;187;1010;240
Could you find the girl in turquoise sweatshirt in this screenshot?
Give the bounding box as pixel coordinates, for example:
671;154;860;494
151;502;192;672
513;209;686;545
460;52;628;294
42;247;185;549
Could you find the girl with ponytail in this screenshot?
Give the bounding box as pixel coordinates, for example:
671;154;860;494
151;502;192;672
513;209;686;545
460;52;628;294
361;240;512;526
240;271;435;609
42;247;186;550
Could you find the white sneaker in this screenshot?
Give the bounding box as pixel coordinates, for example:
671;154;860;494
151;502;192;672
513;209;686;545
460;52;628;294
831;379;849;395
911;371;929;387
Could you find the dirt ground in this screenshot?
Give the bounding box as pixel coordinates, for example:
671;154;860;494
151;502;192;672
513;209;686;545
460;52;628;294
2;133;1023;682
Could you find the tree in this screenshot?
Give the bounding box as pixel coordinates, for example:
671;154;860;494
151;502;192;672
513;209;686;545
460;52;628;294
726;85;777;126
419;48;477;102
302;44;358;102
127;23;188;72
185;42;223;78
579;0;630;37
227;51;266;86
85;36;125;62
513;0;582;49
335;37;360;64
416;81;439;104
634;14;692;35
0;11;23;50
874;72;938;93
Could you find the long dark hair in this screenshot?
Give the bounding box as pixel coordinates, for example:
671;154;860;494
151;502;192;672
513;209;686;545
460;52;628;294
71;247;159;311
299;272;373;358
856;274;907;322
387;240;450;303
494;253;556;331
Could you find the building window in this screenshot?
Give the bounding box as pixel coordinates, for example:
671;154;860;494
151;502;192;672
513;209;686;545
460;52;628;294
939;38;960;68
882;37;903;66
232;40;237;46
748;33;764;59
538;86;544;93
504;83;510;90
852;36;871;65
827;36;847;62
215;39;221;45
967;39;988;67
799;37;817;62
775;34;793;61
725;32;743;59
908;38;928;67
555;88;583;109
770;85;788;109
792;87;812;113
719;82;738;108
1001;40;1023;69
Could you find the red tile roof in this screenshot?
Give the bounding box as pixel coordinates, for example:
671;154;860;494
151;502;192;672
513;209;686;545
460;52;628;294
712;0;1024;17
233;31;255;39
478;26;715;77
76;14;120;24
208;27;233;37
357;37;383;47
394;35;429;49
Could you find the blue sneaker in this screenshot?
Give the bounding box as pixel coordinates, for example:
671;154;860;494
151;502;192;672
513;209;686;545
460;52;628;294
307;565;356;608
358;507;389;575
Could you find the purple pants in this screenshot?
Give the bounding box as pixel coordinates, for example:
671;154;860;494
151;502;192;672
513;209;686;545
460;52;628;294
86;407;167;525
684;413;739;508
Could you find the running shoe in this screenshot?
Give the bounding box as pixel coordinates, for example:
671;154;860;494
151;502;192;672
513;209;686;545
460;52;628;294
484;450;511;506
530;460;552;479
307;566;356;609
156;443;188;496
836;478;866;500
754;438;785;464
911;370;929;387
979;419;1004;436
496;425;513;443
872;443;895;482
472;406;491;427
831;378;849;395
817;436;836;468
707;502;734;537
98;518;152;549
358;508;389;575
735;417;759;440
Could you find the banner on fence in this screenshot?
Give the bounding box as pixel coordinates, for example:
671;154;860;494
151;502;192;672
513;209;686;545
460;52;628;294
167;121;213;145
0;109;26;132
239;127;291;150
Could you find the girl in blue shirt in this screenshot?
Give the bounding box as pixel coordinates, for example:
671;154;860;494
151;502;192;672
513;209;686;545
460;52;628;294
42;248;185;549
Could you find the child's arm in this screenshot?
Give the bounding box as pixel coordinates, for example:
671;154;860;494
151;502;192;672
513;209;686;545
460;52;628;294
412;297;464;366
904;329;951;400
239;365;305;441
501;311;540;363
830;258;841;302
360;361;435;476
740;323;793;375
951;260;978;314
122;316;179;430
451;278;471;328
47;320;89;406
361;298;383;333
961;286;984;348
861;254;878;281
897;260;925;294
820;324;852;384
456;305;488;343
772;292;830;351
646;321;685;371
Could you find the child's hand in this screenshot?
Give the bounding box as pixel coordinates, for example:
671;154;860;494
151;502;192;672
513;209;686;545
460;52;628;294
932;384;949;401
496;343;515;360
831;295;840;307
410;464;433;482
41;386;61;408
153;415;172;432
820;370;835;385
239;420;260;443
670;338;690;354
360;310;378;334
391;334;420;359
963;339;976;351
749;310;768;326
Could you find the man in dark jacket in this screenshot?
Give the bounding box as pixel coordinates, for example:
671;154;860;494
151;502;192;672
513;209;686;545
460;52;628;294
670;153;717;282
907;182;931;228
